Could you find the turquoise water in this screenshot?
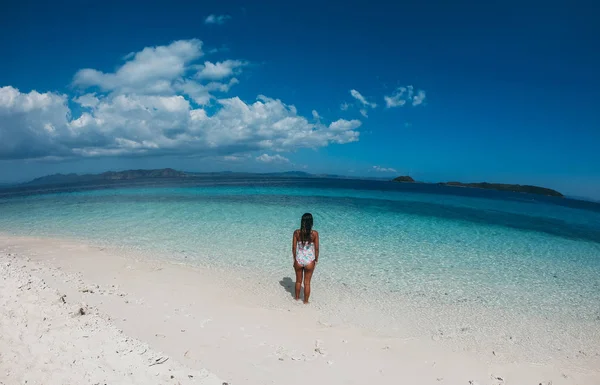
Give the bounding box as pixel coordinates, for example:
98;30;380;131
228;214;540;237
1;178;600;328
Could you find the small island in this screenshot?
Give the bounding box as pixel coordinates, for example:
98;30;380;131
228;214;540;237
441;182;564;197
392;176;415;183
391;176;563;197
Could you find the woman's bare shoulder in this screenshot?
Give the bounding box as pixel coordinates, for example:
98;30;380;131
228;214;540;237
311;230;319;236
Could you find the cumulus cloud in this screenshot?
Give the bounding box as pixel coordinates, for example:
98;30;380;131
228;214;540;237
205;14;231;25
73;39;204;94
350;89;377;108
384;85;426;108
0;86;72;159
195;60;246;80
256;154;289;163
372;165;397;173
177;77;240;106
0;40;362;161
73;93;100;108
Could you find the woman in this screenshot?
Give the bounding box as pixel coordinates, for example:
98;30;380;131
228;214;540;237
292;213;319;304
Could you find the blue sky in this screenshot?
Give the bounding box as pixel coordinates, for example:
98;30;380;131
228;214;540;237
0;0;598;198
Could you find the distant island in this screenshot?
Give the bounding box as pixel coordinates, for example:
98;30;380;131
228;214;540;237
25;168;188;186
392;176;415;183
391;176;563;197
21;168;361;187
440;182;564;197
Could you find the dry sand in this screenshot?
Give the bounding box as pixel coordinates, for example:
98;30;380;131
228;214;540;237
1;234;598;385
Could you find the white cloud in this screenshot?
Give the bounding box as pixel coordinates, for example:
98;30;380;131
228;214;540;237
359;109;368;118
340;102;350;111
384;85;427;108
350;89;377;108
177;80;212;105
0;40;362;161
0;86;72;159
412;90;426;106
372;165;397;173
195;60;246;80
71;38;244;107
384;95;406;108
207;77;239;92
205;14;231;25
312;110;321;120
204;96;361;150
73;39;204;94
256;154;289;163
327;118;361;135
177;78;240;106
73;93;99;108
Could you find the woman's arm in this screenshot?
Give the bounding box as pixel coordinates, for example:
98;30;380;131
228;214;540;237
313;231;320;263
292;230;297;262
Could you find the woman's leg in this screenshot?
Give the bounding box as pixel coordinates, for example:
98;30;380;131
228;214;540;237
302;262;315;304
293;261;304;301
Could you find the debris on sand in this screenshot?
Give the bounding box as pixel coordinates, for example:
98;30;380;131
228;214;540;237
148;356;169;366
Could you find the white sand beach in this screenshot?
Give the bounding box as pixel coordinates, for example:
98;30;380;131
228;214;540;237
1;234;598;385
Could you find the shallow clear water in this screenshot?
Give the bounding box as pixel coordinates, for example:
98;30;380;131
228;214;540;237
1;178;599;327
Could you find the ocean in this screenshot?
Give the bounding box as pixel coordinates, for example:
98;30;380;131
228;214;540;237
1;176;599;359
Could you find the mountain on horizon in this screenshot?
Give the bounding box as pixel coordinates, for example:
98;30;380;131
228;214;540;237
24;168;187;186
20;168;360;187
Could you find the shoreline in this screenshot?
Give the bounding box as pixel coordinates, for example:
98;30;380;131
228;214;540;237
1;234;599;384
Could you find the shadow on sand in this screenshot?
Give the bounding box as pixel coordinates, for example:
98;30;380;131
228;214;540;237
279;277;296;299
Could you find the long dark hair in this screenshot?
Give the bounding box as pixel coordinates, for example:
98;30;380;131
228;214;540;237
299;213;313;244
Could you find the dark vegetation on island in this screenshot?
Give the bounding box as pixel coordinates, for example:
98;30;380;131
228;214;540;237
392;176;415;183
440;182;564;197
25;168;187;185
391;176;564;197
